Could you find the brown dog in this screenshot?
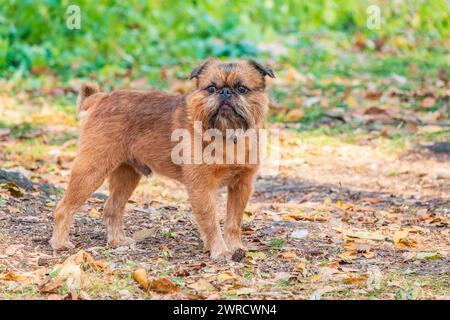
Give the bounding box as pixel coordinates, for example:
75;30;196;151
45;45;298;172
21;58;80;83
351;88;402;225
50;58;275;260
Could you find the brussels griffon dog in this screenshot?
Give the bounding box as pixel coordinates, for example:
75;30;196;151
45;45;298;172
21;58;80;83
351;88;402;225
50;58;275;260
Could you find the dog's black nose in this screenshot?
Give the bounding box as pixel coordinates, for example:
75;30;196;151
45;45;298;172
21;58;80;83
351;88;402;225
220;87;232;100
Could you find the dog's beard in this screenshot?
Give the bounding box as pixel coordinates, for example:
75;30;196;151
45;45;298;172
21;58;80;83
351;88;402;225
203;98;252;133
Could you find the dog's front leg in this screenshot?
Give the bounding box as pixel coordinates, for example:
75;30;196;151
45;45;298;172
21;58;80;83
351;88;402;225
188;186;231;260
224;171;254;254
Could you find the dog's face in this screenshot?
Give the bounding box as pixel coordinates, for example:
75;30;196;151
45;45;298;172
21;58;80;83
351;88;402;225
187;59;275;132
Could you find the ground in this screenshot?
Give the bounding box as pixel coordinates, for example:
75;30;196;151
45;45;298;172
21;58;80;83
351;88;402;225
0;121;448;299
0;42;449;299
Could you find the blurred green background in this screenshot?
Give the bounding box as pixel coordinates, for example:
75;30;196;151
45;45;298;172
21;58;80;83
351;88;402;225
1;0;448;85
0;0;448;135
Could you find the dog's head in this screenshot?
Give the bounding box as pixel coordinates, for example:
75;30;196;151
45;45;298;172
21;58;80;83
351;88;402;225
187;58;275;132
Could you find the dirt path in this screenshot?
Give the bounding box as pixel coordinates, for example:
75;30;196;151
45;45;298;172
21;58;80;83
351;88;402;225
0;127;448;300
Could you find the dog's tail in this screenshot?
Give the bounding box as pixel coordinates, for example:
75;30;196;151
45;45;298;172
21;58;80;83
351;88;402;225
76;83;101;115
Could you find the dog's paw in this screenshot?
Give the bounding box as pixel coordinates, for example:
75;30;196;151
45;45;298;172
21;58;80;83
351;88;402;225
107;236;135;248
49;237;75;251
210;248;232;261
225;238;247;252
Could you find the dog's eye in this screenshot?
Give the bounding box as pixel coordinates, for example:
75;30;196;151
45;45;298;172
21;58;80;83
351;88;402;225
206;85;217;94
236;86;249;94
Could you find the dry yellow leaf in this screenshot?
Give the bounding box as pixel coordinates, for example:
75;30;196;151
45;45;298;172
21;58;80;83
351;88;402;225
0;272;34;283
346;95;358;108
217;272;235;282
343;275;368;285
295;262;306;272
285;109;304;121
393;230;417;248
278;251;298;260
284;68;306;84
63;250;107;271
132;268;149;290
338;249;358;261
88;208;100;219
362;252;375;259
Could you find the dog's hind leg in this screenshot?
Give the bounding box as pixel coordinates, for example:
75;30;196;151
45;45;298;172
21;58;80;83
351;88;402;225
50;150;119;250
103;163;141;247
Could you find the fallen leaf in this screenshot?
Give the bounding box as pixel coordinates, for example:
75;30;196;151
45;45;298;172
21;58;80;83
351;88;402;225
246;251;267;260
343;274;368;285
421;97;436;108
1;182;24;198
0;128;10;140
357;197;382;204
132;228;155;242
393;230;417;248
217;272;236;282
62;250;107;271
88;208;100;219
188;278;215;292
234;287;256;295
0;272;34;283
362;252;375;259
285;109;304;121
295;262;306;272
132;268;149;290
346;231;386;241
346;95;358;108
363;106;387;115
284;211;329;222
149;277;179;294
339;249;359;261
415;252;440;260
278;251;298;260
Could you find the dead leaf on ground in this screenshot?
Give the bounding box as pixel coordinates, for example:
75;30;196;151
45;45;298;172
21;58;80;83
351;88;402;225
246;251;267;260
217;272;236;283
278;251;298;260
414;252;440;260
345;231;386;241
62;250;107;271
285;109;304;121
149;277;179;294
358;197;382;204
132;268;149;290
338;249;359;261
363;106;388;115
421;97;436;108
393;230;417;248
1;182;24;197
187;278;215;292
233;287;257;296
343;274;368;285
0;272;34;283
0;128;10;140
132;228;156;242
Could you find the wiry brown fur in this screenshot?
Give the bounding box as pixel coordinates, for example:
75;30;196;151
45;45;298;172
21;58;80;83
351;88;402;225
50;59;274;260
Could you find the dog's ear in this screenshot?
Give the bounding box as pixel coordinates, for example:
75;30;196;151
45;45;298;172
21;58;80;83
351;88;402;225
247;59;275;79
189;58;218;80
